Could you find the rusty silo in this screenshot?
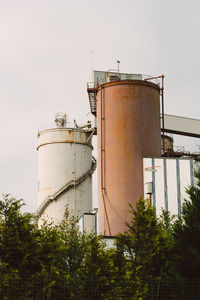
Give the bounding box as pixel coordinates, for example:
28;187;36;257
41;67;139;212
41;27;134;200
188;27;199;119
88;72;161;236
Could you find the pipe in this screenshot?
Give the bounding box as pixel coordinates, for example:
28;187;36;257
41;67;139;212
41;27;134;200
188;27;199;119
144;74;165;154
100;87;112;236
74;126;77;213
161;75;165;154
149;194;152;207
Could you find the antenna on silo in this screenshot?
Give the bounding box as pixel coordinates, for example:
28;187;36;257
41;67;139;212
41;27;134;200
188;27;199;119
117;60;120;74
91;50;94;73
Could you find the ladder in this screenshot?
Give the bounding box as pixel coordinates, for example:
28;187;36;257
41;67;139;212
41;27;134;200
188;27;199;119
87;83;98;116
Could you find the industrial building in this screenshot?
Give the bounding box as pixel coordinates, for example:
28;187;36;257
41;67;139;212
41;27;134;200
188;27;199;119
143;157;195;217
37;71;200;236
87;71;200;236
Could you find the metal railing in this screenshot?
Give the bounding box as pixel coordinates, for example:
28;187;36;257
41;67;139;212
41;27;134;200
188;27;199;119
142;74;161;86
87;82;99;90
173;145;186;153
38;122;92;134
0;273;133;300
150;277;200;300
0;273;200;300
87;73;161;89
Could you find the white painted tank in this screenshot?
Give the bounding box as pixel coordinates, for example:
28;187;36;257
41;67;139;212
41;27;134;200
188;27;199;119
37;113;96;224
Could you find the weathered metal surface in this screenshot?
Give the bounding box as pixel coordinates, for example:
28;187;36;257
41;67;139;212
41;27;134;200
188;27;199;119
97;80;161;235
87;71;162;117
37;126;93;225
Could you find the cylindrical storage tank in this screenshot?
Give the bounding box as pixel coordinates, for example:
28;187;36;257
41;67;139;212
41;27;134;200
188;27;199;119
97;80;160;235
37;118;95;225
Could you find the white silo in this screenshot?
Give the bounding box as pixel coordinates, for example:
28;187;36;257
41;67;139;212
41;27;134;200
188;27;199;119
37;113;96;224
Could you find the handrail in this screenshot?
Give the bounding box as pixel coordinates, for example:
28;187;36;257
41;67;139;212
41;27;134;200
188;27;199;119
87;82;99;90
87;73;161;88
38;122;93;134
36;157;97;217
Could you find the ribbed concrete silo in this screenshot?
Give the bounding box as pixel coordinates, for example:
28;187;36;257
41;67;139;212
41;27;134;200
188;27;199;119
37;113;96;225
96;78;161;236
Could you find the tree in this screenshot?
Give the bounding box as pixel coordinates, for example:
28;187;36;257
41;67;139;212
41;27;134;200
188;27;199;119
34;209;91;299
116;198;172;299
0;195;40;299
0;195;39;273
0;195;126;299
0;194;178;299
172;167;200;278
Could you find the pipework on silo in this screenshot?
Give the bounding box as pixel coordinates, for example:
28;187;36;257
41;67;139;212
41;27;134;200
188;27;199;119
37;113;96;226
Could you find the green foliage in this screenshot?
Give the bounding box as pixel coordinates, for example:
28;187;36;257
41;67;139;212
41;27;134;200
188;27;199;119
116;198;172;298
0;195;127;299
0;195;91;299
0;195;39;273
2;172;200;299
172;167;200;278
118;199;171;276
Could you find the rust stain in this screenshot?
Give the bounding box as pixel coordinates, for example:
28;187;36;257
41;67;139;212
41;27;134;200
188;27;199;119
39;187;52;192
37;140;93;150
97;81;161;235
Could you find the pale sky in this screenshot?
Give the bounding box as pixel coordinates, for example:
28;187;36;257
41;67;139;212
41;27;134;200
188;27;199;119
0;0;200;212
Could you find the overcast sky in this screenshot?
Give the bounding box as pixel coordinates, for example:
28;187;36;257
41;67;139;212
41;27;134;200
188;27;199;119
0;0;200;212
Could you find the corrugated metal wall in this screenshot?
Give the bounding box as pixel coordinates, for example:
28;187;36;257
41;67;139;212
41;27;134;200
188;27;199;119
143;157;198;217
